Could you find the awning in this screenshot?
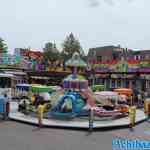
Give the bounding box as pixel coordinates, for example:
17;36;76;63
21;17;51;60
30;76;49;79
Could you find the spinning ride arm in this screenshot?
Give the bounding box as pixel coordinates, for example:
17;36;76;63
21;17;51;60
79;89;96;107
50;89;64;106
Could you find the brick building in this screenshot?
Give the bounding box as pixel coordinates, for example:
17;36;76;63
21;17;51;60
87;45;150;95
87;45;125;63
128;50;150;61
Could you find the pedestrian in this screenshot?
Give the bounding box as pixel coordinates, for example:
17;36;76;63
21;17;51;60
144;91;148;99
137;94;142;108
3;93;10;117
4;94;9;103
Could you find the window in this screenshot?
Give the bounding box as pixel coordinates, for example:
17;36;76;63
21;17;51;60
0;77;11;88
126;81;129;88
135;55;140;60
146;55;150;60
97;56;102;62
111;79;116;88
117;80;121;88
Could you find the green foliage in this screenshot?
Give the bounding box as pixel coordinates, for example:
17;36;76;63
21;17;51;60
61;33;83;61
0;38;8;53
91;85;104;92
43;42;60;61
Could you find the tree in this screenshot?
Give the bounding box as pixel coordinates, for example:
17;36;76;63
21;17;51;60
61;33;84;61
0;38;8;53
43;42;60;61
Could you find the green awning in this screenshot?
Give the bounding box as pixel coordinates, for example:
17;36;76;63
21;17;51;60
31;85;54;93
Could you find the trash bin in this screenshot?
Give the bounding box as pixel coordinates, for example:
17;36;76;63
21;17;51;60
129;106;136;127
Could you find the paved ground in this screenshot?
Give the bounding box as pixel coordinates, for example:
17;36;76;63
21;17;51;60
0;120;113;150
110;120;150;140
0;120;150;150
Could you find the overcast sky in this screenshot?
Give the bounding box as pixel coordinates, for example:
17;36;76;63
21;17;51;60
0;0;150;54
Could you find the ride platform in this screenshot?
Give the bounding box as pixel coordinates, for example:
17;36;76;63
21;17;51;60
9;102;147;130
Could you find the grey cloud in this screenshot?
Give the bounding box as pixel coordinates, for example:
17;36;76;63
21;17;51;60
88;0;134;7
104;0;114;6
89;0;100;7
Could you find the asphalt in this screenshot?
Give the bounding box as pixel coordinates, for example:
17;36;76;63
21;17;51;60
0;120;113;150
0;120;149;150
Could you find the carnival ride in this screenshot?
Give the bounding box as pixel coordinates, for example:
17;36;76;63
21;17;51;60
114;88;133;97
17;84;57;113
48;53;129;120
16;84;31;99
16;53;130;120
0;73;15;99
95;91;129;113
49;53;91;119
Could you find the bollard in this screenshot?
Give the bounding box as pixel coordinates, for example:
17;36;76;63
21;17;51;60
129;106;136;129
144;99;149;114
23;100;27;115
89;108;94;132
144;99;150;120
37;104;44;128
147;103;150;120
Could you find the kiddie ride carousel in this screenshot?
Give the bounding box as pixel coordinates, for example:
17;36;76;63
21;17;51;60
49;53;129;120
17;53;129;120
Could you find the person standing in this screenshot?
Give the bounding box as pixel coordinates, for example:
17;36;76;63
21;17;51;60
144;91;148;99
4;94;9;103
3;93;10;118
137;93;142;107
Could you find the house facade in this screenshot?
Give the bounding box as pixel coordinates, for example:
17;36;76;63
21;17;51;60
87;45;150;95
88;45;125;63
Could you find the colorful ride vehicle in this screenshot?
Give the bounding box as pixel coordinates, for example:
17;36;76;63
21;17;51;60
94;107;121;118
18;84;56;113
114;88;133;106
16;84;31;100
114;88;133;97
50;92;88;119
94;91;129;114
91;85;105;92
